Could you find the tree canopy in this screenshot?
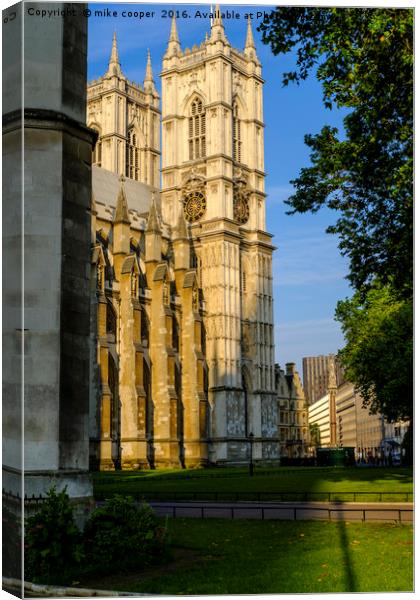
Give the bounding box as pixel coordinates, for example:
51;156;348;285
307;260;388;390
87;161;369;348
259;8;413;424
335;286;412;422
259;8;413;298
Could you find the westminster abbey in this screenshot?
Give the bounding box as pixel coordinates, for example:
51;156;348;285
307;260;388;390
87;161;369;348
87;10;279;470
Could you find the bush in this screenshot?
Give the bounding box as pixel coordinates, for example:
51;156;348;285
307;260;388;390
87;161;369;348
401;423;413;466
25;487;84;584
3;506;22;579
83;495;170;574
24;489;170;584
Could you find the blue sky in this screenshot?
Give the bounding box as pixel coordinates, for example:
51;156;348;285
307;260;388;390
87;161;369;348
87;2;353;372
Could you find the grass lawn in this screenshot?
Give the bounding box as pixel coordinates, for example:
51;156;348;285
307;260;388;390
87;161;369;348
76;519;413;594
93;466;413;502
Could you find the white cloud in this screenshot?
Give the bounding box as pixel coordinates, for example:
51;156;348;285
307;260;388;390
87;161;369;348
271;236;348;287
274;318;345;369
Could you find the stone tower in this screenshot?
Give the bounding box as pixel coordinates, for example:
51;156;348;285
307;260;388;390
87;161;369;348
88;27;208;470
87;33;160;186
161;10;278;464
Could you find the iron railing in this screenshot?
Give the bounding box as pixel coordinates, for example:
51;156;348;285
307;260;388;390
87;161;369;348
93;490;413;503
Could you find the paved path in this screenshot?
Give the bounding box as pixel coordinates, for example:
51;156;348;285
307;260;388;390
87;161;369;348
150;500;413;522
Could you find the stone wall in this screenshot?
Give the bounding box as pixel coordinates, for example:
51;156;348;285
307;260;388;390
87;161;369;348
3;3;95;500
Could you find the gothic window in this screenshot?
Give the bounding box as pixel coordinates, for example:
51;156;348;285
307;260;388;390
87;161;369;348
126;129;140;181
92;128;102;166
232;103;242;162
172;317;179;352
106;301;117;340
140;305;149;346
190;248;198;268
188;98;206;160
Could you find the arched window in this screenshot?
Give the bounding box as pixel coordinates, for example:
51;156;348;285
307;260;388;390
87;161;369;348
106;301;117;340
126;129;140;180
188;98;206;160
232;103;241;162
140;305;149;347
92;128;102;166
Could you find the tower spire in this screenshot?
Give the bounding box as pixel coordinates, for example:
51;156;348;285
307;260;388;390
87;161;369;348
245;16;255;49
165;14;181;56
107;31;122;77
213;4;223;27
210;4;227;42
144;49;155;92
244;17;258;61
169;14;179;43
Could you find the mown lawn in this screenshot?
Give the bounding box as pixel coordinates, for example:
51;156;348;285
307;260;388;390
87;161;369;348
76;518;413;594
93;466;413;502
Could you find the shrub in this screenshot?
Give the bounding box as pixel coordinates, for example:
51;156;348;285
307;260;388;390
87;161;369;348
83;495;170;574
24;487;84;584
3;506;22;579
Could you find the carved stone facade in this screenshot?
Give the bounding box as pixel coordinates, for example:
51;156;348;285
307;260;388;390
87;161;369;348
87;9;279;469
87;34;160;187
276;363;310;458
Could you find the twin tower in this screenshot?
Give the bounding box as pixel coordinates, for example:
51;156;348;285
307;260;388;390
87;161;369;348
87;9;278;468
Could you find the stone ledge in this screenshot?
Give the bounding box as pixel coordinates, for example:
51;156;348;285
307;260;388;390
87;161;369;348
2;577;149;597
3;108;98;143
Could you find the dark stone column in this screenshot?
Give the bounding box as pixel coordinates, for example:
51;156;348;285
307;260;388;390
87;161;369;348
3;3;96;502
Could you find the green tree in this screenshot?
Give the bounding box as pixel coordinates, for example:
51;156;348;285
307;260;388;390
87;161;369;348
309;423;321;447
335;285;412;422
259;8;413;425
259;8;413;298
25;487;84;584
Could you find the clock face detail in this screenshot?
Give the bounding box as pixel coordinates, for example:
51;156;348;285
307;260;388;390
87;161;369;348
233;191;250;224
183;190;206;223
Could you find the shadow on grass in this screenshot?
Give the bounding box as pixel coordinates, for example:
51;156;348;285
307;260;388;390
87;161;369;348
69;517;414;594
93;466;412;481
336;511;358;591
92;467;413;503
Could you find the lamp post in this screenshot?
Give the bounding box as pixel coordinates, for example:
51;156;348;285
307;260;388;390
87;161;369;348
248;431;254;477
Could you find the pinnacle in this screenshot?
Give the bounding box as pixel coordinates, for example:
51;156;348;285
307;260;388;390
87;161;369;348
147;192;162;233
213;4;223;27
165;14;181;57
107;31;122;77
173;207;189;240
210;4;227;43
245;16;256;49
144;49;154;87
114;175;130;224
169;14;180;43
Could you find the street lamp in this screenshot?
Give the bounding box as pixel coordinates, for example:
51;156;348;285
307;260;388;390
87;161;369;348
248;431;254;477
